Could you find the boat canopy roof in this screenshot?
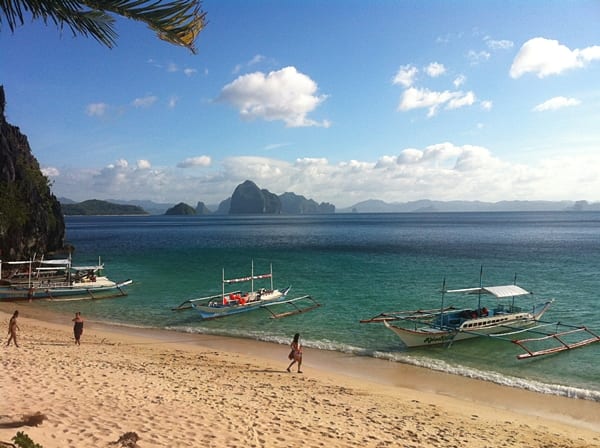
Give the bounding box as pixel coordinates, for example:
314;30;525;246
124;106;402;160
224;273;272;284
446;284;532;298
72;265;104;272
40;259;71;266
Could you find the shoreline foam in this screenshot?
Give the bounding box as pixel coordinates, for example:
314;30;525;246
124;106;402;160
1;304;599;447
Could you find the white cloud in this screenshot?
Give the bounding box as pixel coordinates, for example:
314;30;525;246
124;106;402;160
112;159;129;169
579;45;600;62
183;68;198;76
41;166;60;177
217;66;329;127
177;156;212;168
447;91;476;109
132;95;158;108
453;74;466;88
222;156;288;180
485;38;514;50
480;100;493;111
425;62;446;77
533;96;581;112
399;87;453;117
392;64;418;87
49;145;600;208
249;54;265;66
264;143;291;151
399;87;475;117
86;103;108;117
168;96;179;109
467;50;490;64
137;160;152;170
233;54;269;74
510;37;600;78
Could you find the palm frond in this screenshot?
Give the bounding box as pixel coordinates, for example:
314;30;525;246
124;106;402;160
0;0;206;53
82;0;206;53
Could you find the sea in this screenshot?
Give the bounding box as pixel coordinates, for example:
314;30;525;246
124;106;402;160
36;212;600;401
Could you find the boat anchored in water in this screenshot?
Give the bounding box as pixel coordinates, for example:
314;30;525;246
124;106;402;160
0;257;132;301
362;271;600;359
172;261;320;319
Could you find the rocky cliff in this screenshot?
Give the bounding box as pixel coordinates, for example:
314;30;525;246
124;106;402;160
214;181;335;215
0;86;65;260
195;201;211;214
279;192;335;214
229;180;281;214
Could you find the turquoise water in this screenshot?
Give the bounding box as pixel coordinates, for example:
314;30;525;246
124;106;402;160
38;212;600;400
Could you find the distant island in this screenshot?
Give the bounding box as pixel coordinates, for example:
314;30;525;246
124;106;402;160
61;199;148;216
59;183;600;216
337;199;600;213
164;202;197;215
60;180;336;216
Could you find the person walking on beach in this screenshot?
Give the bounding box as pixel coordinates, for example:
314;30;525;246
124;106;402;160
72;312;84;345
286;333;303;373
6;310;20;347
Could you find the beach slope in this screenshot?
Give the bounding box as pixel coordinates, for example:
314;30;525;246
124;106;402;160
1;310;599;448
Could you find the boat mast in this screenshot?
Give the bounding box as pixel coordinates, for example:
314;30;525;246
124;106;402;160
66;252;72;285
439;277;447;327
222;268;225;299
513;273;517;310
27;258;33;287
251;259;254;293
270;263;273;290
477;265;483;314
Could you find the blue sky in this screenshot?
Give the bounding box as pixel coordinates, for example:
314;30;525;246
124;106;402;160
2;0;600;208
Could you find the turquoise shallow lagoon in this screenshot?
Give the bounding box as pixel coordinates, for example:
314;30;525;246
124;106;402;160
37;212;600;400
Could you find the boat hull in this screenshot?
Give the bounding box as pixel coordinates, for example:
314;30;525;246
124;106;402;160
0;279;133;301
192;287;290;319
384;301;553;347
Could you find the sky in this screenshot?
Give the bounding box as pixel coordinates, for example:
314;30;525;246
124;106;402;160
1;0;600;208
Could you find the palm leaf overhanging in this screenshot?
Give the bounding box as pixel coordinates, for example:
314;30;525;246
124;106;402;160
0;0;206;53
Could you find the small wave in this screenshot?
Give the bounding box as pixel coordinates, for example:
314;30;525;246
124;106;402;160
369;350;600;402
123;322;600;402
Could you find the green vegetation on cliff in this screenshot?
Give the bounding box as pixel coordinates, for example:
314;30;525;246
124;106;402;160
0;86;65;260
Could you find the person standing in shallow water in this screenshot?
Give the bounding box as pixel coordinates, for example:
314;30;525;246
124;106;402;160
286;333;303;373
72;312;84;345
6;310;20;347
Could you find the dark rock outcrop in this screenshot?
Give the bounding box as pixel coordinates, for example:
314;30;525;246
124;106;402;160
229;180;281;214
0;86;65;260
195;201;211;214
280;192;335;214
165;202;196;215
215;197;231;214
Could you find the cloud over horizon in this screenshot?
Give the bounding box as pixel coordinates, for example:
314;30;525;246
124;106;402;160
44;142;600;208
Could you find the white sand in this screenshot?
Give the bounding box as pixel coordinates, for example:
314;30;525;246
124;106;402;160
1;307;599;448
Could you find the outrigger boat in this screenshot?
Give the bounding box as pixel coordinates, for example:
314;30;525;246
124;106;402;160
172;262;320;319
0;257;132;301
362;273;600;359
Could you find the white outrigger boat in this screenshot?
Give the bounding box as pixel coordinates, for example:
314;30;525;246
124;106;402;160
362;274;600;359
172;262;320;320
0;257;132;301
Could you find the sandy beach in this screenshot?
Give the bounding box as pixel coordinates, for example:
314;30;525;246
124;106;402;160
1;305;599;448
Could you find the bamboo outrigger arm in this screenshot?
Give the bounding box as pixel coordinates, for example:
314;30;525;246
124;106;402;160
261;295;321;319
513;326;600;359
